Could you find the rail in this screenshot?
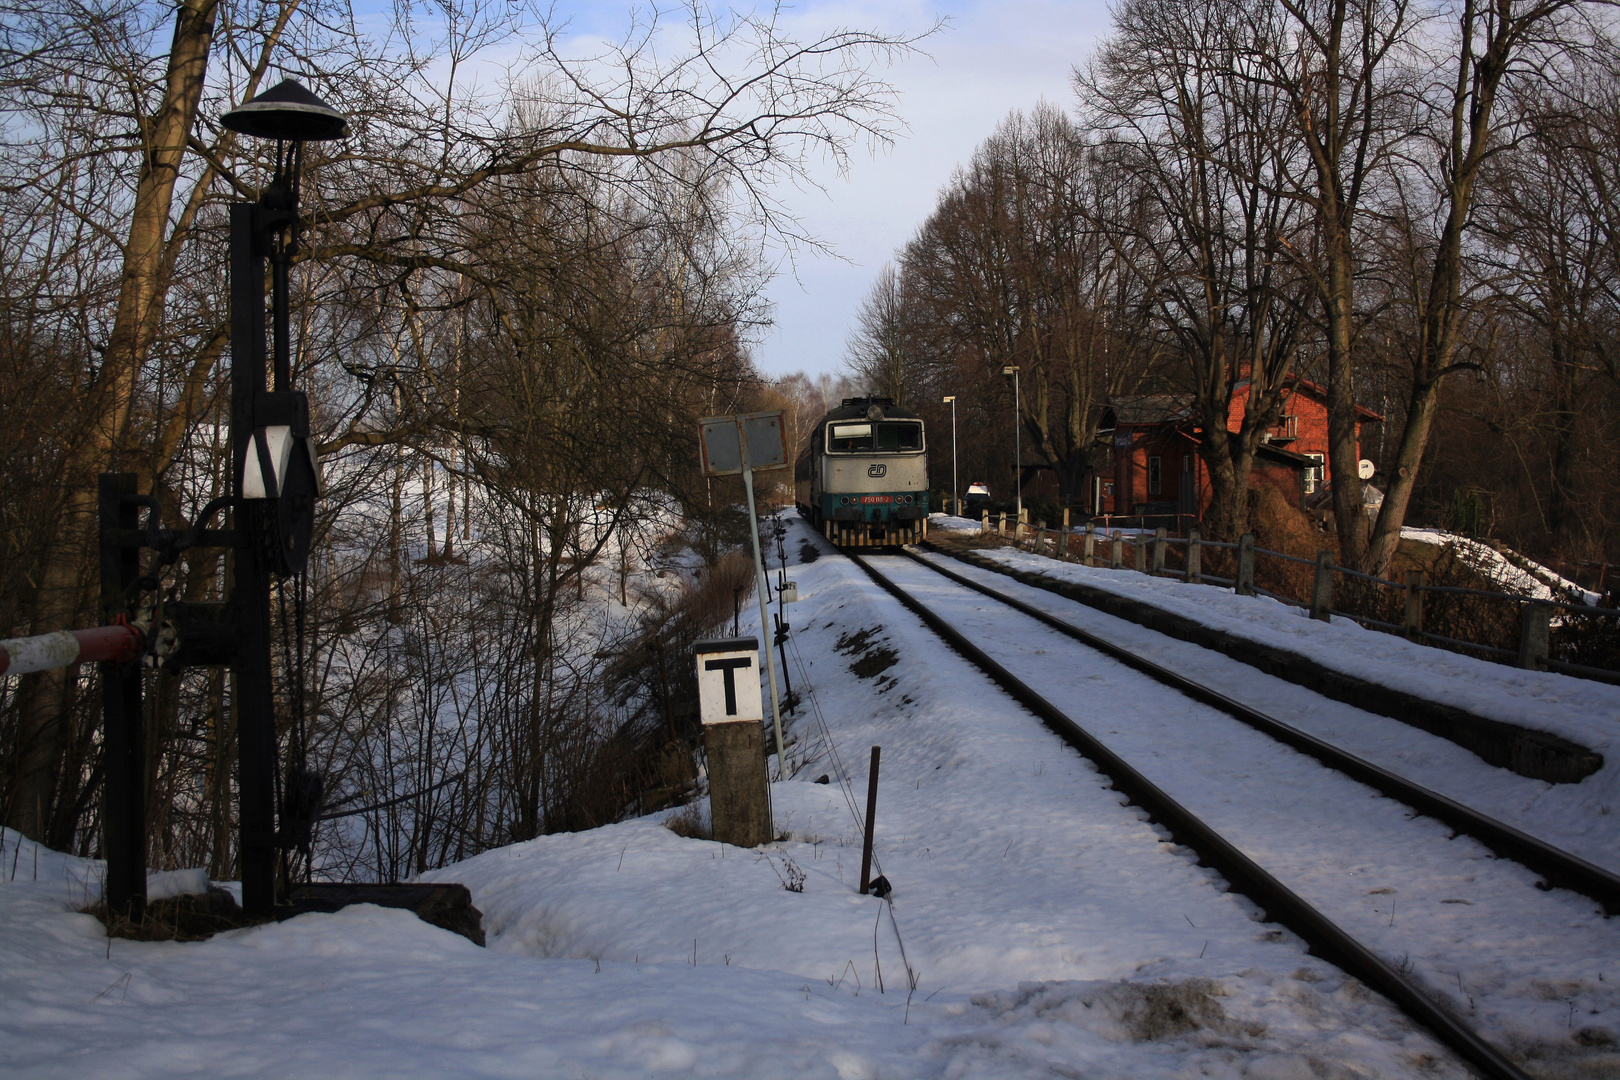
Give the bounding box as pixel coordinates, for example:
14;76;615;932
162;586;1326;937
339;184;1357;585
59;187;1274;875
848;549;1542;1080
965;509;1619;683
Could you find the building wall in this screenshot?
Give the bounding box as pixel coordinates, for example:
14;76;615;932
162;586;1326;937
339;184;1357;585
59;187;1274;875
1228;384;1359;488
1111;430;1204;519
1107;426;1305;519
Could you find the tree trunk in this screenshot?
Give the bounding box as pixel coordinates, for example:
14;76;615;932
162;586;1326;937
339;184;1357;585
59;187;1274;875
5;0;218;842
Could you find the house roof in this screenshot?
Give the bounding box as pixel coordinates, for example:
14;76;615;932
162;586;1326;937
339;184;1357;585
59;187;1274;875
1254;443;1314;468
1232;377;1384;422
1105;395;1195;426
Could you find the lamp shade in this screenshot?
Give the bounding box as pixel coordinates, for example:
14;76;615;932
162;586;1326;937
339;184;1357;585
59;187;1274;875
222;78;348;142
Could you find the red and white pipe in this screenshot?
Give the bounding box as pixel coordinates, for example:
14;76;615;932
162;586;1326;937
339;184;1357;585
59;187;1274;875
0;624;144;677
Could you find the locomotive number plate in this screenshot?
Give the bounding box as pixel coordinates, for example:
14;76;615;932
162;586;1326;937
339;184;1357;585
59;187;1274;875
860;495;893;504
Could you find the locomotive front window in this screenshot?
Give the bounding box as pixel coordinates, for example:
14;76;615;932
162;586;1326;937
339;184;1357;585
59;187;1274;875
828;423;873;451
876;422;922;450
827;421;922;453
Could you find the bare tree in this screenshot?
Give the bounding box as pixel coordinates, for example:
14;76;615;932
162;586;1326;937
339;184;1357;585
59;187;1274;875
1362;0;1597;574
0;0;920;848
1083;0;1312;537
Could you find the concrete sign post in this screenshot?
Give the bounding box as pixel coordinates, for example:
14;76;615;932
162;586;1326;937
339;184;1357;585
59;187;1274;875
694;637;772;847
698;411;789;781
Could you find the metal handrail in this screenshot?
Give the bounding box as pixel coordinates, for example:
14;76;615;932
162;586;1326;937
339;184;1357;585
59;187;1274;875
988;525;1620;676
1334;565;1404;589
1416;585;1614;617
1261;548;1317;568
1331;609;1403;633
1548;657;1620;684
1412;629;1518;659
1255;585;1307;609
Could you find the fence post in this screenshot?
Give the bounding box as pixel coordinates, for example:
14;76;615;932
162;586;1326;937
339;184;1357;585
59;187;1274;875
1236;534;1255;596
1084;524;1096;566
1059;508;1070;557
982;510;990;535
1310;550;1334;621
1150;528;1166;576
1134;534;1147;573
1403;571;1425;639
998;511;1006;538
1110;530;1123;569
1017;507;1028;543
1518;603;1552;670
1186;528;1201;584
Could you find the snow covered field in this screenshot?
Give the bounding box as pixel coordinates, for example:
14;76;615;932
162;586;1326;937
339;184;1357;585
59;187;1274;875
2;514;1615;1077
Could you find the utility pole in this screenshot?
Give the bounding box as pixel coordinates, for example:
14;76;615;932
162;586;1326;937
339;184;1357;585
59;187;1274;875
942;395;958;515
1002;366;1021;522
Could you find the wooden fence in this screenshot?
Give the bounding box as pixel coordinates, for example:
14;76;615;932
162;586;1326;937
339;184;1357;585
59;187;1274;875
970;509;1620;685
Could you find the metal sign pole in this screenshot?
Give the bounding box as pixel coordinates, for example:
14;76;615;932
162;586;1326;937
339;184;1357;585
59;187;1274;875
737;418;787;782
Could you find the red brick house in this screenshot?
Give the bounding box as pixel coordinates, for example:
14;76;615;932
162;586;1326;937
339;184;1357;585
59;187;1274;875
1092;381;1381;524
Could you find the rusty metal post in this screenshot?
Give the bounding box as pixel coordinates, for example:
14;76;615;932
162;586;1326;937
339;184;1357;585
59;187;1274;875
1310;550;1334;621
1404;571;1425;639
858;746;880;895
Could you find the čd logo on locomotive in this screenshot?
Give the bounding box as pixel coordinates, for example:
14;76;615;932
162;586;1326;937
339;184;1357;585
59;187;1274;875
867;463;886;477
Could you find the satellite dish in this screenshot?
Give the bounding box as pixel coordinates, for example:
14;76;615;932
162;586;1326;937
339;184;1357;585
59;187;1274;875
1358;459;1375;480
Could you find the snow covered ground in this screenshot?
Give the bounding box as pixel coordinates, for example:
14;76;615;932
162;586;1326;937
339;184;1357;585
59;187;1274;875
3;514;1615;1077
864;549;1619;1074
1399;529;1599;606
927;515;1619;757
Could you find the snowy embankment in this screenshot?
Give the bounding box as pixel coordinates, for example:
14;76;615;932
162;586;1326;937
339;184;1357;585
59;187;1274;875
3;513;1589;1078
1400;528;1599;606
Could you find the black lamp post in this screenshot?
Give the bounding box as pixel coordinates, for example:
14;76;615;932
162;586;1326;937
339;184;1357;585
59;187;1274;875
220;78;346;917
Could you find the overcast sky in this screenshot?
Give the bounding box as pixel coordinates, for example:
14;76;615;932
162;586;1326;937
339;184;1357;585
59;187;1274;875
743;0;1116;379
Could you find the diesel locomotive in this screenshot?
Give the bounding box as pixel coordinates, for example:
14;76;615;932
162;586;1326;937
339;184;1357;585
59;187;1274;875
794;397;929;546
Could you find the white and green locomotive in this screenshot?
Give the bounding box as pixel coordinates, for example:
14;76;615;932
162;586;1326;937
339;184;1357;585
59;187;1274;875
794;397;929;546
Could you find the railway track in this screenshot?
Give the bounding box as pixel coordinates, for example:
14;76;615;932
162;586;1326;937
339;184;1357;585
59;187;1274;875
844;547;1620;1080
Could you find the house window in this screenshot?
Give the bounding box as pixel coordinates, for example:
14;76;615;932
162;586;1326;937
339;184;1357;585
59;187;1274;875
1303;453;1325;494
1147;456;1162;496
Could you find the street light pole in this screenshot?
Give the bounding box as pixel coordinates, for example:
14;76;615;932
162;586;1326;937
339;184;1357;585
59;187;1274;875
942;395;957;515
220;79;347;918
1002;366;1021;522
